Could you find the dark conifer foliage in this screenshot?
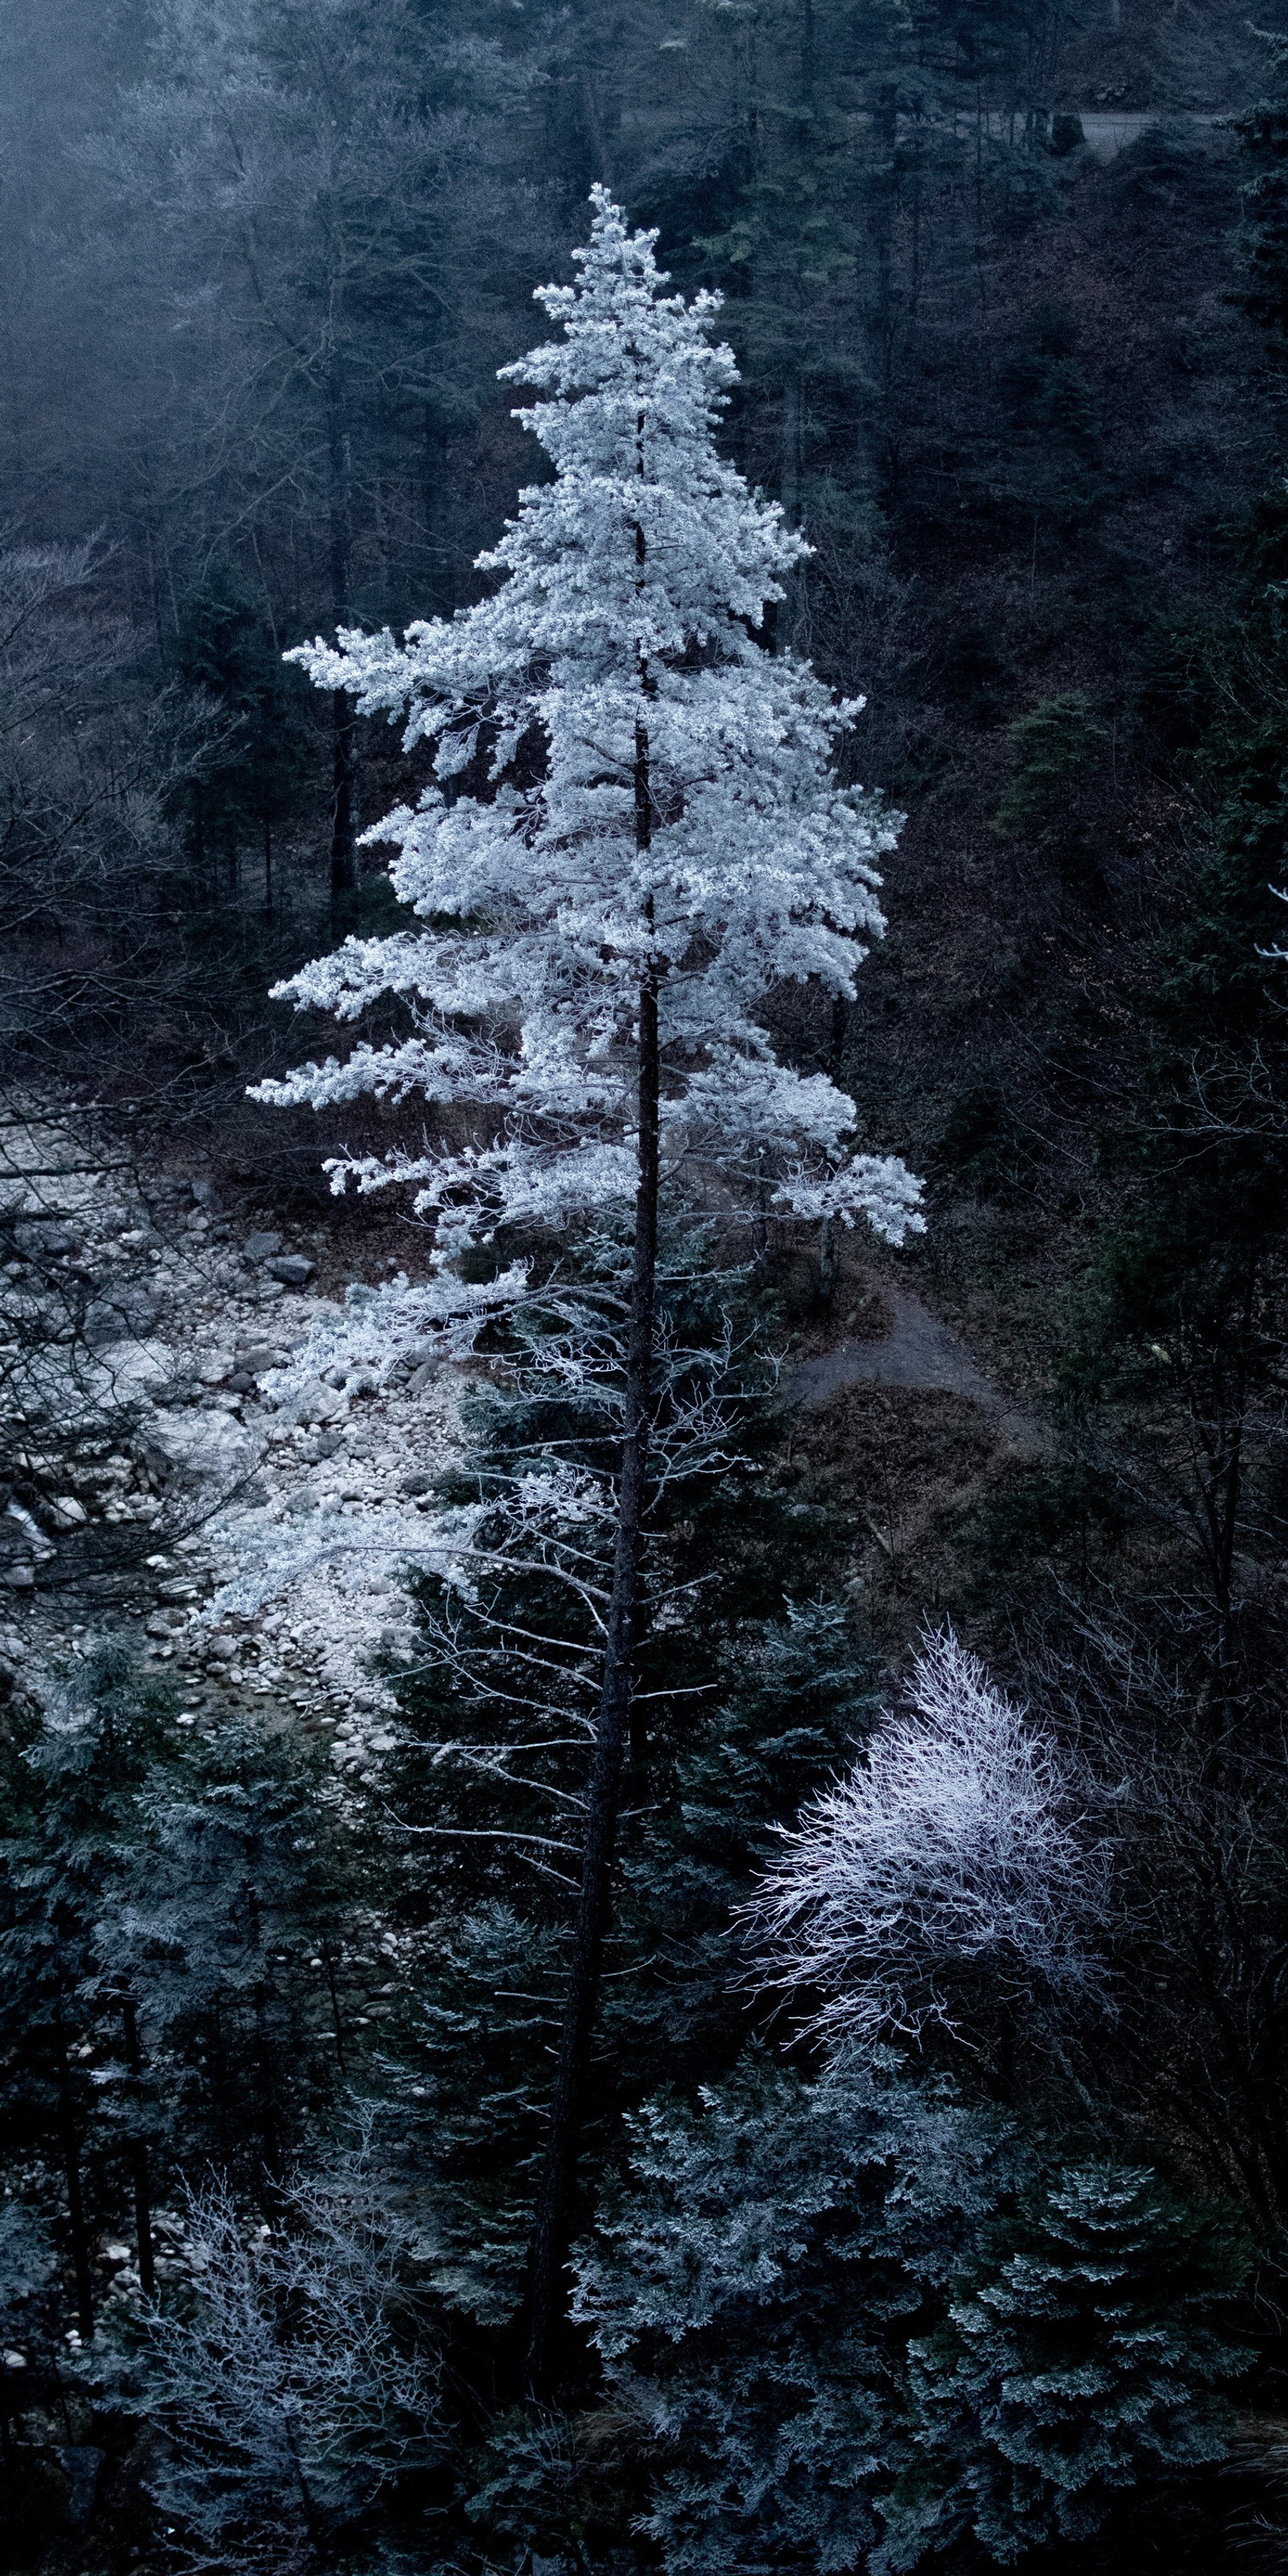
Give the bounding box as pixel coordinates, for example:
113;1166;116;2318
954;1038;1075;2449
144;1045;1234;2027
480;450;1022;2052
9;2;1288;2569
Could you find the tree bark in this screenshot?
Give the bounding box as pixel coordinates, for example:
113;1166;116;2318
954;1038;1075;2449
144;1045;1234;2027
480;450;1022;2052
328;370;357;910
121;1994;155;2300
331;689;357;908
525;701;658;2395
56;2025;93;2339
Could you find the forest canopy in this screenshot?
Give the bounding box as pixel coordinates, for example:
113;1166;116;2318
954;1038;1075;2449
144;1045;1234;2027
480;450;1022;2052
6;3;1288;2573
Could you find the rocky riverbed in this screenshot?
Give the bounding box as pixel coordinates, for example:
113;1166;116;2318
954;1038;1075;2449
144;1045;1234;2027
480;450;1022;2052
0;1127;462;1778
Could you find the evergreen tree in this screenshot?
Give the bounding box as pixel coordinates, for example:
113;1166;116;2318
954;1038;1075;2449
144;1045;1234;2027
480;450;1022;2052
573;2060;1252;2576
573;2051;1018;2576
175;570;307;910
885;2164;1250;2569
0;1645;175;2333
368;1247;864;2327
92;0;539;904
259;188;921;2377
102;1709;357;2193
1238;33;1288;336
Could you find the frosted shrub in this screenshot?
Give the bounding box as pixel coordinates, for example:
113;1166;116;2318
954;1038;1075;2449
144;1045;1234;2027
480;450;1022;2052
99;2168;443;2574
749;1632;1102;2046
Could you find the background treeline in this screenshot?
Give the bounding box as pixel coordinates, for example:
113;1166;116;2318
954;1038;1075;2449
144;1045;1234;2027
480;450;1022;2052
1;0;1280;1141
11;1;1288;2572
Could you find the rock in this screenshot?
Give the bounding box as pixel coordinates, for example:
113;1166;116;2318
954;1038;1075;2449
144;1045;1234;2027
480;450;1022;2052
243;1232;283;1261
236;1344;284;1374
278;1377;343;1426
91;1337;174;1404
190;1180;218;1209
48;1496;89;1529
315;1430;345;1458
146;1610;184;1636
5;1501;49;1556
197;1352;233;1385
85;1286;162;1348
14;1222;80;1257
408;1358;440;1396
145;1410;263;1492
2;1566;34;1590
265;1253;316;1286
400;1470;435;1496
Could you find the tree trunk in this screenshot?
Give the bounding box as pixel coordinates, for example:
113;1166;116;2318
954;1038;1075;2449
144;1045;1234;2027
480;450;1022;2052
331;690;357;909
328;369;357;910
321;1937;348;2077
525;705;659;2395
121;1995;155;2300
56;2029;93;2339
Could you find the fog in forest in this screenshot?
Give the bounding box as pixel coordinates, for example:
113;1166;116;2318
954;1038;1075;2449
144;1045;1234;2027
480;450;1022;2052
6;6;1288;2571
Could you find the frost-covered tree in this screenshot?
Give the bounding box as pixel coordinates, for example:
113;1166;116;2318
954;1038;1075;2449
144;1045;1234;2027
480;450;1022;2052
572;2058;1251;2576
101;1712;356;2186
0;1645;175;2333
881;2163;1250;2571
748;1633;1102;2050
99;2161;444;2576
258;188;922;2379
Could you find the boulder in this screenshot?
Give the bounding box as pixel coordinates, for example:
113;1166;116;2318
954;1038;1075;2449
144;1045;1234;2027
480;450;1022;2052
265;1253;316;1286
91;1338;175;1404
277;1377;343;1426
243;1231;283;1261
235;1344;285;1375
13;1222;80;1258
145;1410;262;1493
85;1286;162;1348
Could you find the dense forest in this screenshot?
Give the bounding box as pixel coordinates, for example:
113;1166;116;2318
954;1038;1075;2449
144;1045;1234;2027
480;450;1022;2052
10;2;1288;2570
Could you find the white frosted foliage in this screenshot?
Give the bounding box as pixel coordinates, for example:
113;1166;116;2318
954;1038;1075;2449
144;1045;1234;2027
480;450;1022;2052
749;1632;1101;2046
254;189;922;1253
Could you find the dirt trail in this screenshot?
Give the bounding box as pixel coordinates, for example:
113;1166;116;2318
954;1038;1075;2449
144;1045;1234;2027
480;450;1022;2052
792;1280;1051;1458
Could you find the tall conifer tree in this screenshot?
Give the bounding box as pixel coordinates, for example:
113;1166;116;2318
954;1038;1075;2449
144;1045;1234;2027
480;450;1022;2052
258;189;920;2380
